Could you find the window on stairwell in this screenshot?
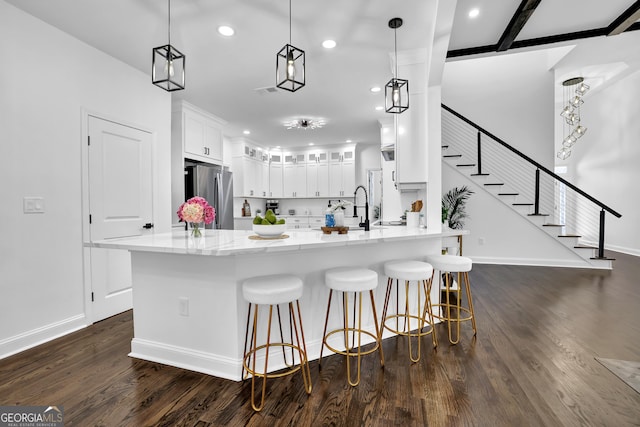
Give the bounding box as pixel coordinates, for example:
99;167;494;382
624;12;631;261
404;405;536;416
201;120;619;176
555;166;568;227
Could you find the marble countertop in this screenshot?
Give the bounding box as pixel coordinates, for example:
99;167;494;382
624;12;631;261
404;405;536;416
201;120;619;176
88;227;468;257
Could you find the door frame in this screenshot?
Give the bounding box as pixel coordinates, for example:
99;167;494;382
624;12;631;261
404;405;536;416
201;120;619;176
80;109;158;324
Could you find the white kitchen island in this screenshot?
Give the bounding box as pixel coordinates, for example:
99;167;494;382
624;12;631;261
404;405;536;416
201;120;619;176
90;226;467;381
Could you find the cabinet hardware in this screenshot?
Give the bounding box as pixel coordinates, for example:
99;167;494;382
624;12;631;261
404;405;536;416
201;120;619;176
143;223;154;229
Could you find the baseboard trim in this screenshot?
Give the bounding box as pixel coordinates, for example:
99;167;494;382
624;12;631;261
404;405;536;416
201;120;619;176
469;256;607;269
0;314;87;360
130;338;241;381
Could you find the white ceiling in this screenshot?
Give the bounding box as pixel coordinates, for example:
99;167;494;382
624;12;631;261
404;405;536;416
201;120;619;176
6;0;640;149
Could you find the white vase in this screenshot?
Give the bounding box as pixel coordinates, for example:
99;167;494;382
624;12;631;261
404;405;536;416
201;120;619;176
334;210;345;227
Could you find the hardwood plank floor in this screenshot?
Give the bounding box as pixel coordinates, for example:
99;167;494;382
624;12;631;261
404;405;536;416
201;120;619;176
2;251;639;426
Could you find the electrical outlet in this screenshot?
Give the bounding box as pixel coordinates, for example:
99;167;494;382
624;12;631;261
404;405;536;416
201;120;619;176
23;197;45;213
179;297;189;316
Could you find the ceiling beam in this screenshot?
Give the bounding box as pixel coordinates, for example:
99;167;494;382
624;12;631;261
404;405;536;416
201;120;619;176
496;0;542;52
447;22;640;59
607;0;640;36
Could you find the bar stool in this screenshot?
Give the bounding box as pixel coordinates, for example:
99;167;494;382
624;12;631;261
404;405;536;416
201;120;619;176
319;267;384;386
425;255;477;344
380;260;437;363
241;274;312;411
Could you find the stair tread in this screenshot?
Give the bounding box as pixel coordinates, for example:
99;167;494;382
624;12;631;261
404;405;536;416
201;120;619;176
543;224;565;227
457;163;476;167
512;203;533;206
443;154;462;158
471;173;490;176
558;234;582;238
590;257;616;261
528;213;549;217
441;145;449;149
498;192;519;196
575;245;596;249
484;183;504;186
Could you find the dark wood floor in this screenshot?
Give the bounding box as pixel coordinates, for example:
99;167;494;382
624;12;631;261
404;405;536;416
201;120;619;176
2;251;640;426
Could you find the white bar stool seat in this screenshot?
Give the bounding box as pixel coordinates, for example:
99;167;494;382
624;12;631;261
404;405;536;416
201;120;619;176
320;267;384;386
425;254;477;344
241;274;312;411
381;260;437;363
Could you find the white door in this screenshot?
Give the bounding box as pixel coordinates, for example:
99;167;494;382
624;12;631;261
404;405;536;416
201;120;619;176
88;116;153;322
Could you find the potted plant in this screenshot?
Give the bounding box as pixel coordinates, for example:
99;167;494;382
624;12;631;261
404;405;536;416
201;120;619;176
442;186;474;229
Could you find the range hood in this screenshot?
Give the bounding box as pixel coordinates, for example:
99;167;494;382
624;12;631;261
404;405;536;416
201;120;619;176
381;144;395;161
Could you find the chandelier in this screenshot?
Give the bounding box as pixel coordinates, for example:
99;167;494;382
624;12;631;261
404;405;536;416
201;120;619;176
557;77;589;160
284;118;325;130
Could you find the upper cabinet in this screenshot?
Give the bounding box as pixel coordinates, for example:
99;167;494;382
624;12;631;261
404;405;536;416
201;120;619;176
328;147;355;197
307;151;329;197
173;101;227;164
231;143;355;199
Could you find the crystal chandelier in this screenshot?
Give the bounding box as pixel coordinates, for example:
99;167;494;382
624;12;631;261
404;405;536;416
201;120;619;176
557;77;589;160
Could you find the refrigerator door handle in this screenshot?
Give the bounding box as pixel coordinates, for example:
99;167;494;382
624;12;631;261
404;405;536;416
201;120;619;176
215;172;223;229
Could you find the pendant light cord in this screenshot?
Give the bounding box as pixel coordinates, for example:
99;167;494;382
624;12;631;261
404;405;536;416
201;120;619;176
289;0;292;45
168;0;171;46
394;28;398;78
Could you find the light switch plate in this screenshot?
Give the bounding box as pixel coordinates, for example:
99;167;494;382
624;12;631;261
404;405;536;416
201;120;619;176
23;197;45;213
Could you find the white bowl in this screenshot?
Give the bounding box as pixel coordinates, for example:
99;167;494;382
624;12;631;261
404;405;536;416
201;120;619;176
252;223;286;237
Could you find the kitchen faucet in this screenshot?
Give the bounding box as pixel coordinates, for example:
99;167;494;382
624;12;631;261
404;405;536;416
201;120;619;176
353;185;370;231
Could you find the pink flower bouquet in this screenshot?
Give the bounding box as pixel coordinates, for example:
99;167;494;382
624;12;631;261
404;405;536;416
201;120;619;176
177;196;215;237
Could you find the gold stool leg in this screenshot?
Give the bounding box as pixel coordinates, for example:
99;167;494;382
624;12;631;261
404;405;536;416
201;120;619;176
242;303;252;381
344;291;364;387
291;301;312;394
250;305;274;412
463;272;477;336
318;289;334;370
407;279;423;363
369;289;385;368
420;276;438;349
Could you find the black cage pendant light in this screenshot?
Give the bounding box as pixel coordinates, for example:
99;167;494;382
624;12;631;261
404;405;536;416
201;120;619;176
385;18;409;114
152;0;185;91
276;0;305;92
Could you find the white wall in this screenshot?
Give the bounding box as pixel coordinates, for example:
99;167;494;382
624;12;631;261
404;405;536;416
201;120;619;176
0;1;171;357
442;49;555;168
571;70;640;256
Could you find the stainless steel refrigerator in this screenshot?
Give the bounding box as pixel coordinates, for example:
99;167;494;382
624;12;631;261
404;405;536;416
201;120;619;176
184;163;234;229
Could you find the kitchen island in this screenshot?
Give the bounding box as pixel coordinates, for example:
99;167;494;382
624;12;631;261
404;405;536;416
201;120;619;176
90;226;467;381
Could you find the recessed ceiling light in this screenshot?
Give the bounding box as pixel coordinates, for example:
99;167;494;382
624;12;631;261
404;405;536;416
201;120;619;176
370;86;381;93
308;142;315;146
243;130;250;135
346;139;352;143
218;26;235;36
276;146;281;149
322;40;336;49
375;106;383;111
468;8;479;18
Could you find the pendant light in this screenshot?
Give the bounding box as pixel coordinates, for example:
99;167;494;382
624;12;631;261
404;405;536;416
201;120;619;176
152;0;185;91
276;0;305;92
385;18;409;114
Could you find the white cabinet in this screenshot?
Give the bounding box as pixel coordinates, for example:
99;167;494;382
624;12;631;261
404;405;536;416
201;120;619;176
283;153;307;198
329;147;355;197
306;151;329;197
269;153;283;198
173;101;226;164
257;151;269;198
233;143;260;197
285;216;309;230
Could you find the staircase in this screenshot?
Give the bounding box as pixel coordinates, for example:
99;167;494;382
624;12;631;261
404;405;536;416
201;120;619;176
441;104;620;269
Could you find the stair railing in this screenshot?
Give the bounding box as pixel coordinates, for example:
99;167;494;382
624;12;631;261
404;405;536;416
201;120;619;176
442;104;621;259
